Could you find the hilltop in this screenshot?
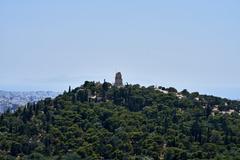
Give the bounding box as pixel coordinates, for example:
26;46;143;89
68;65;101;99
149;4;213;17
0;81;240;160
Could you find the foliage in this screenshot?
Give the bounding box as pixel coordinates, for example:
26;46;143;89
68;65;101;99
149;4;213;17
0;81;240;159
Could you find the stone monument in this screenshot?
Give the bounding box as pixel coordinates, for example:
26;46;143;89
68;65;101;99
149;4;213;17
114;72;123;87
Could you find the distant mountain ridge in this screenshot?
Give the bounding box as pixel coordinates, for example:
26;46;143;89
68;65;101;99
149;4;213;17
0;90;59;113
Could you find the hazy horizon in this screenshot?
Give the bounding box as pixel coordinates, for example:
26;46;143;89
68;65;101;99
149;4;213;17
1;1;240;99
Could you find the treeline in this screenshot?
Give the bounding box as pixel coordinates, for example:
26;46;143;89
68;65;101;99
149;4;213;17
0;81;240;159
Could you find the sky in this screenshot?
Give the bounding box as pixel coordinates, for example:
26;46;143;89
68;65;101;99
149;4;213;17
0;0;240;99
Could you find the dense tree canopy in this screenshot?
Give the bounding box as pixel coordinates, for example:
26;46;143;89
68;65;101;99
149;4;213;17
0;81;240;159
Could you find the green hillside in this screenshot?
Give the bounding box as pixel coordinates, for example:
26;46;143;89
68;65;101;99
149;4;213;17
1;81;240;160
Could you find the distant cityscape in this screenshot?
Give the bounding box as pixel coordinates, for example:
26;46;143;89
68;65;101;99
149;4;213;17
0;90;59;113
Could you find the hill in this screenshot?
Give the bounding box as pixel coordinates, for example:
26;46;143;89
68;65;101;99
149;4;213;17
0;81;240;160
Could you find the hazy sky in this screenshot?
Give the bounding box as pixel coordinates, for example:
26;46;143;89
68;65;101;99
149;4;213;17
0;0;240;99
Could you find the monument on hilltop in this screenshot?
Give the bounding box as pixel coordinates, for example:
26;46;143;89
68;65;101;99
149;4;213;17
114;72;123;87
